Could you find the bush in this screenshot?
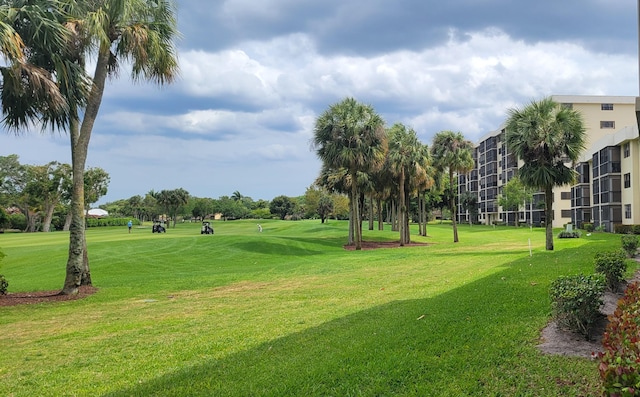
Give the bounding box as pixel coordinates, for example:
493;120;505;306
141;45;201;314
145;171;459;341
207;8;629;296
558;230;581;239
599;282;640;396
8;213;25;230
622;234;640;257
0;248;6;295
86;218;141;228
550;274;605;340
595;249;628;292
583;222;594;232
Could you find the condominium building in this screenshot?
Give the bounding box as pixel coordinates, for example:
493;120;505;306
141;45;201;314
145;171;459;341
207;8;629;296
458;95;638;232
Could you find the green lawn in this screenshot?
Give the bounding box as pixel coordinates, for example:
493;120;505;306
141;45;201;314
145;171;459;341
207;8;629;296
0;220;627;396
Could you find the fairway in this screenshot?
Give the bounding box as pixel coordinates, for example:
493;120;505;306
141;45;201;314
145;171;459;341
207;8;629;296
0;221;625;396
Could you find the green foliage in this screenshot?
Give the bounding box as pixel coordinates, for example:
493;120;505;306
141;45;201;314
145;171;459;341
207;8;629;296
0;207;8;229
582;222;594;232
250;208;271;219
557;230;581;239
595;249;628;292
614;225;640;235
8;213;25;230
0;248;5;294
599;282;640;396
550;274;605;339
269;195;294;220
622;234;640;257
86;217;141;228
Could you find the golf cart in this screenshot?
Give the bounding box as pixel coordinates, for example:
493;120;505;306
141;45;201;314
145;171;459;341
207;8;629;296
201;221;214;234
152;219;166;233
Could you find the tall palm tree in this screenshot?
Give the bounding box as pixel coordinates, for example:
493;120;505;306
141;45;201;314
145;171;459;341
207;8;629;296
505;97;586;251
386;123;425;245
313;97;387;250
0;0;179;294
431;130;474;243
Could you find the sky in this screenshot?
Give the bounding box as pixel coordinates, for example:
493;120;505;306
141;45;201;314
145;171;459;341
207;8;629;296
1;0;638;204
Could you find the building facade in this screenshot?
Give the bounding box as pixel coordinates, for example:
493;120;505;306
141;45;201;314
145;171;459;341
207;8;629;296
459;95;639;231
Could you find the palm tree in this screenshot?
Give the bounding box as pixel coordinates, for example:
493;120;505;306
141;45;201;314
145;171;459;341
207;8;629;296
386;123;426;245
313;97;387;250
431;131;474;243
0;0;179;294
505;97;586;251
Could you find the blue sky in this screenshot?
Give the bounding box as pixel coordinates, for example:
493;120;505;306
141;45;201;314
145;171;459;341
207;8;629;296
1;0;637;204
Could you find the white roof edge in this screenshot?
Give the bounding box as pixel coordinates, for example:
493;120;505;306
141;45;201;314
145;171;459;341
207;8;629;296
551;94;636;104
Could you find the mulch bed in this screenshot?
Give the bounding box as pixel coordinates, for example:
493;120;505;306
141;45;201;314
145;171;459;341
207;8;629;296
0;285;98;307
343;240;429;250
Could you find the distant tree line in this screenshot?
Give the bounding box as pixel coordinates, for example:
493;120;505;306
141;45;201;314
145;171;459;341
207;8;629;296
0;155;109;232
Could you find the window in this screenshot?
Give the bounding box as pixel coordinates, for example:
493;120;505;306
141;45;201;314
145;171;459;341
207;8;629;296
625;173;631;188
601;121;615;129
601;103;614;111
561;210;572;218
561;192;571;200
624;142;630;158
561;103;573;110
625;204;632;219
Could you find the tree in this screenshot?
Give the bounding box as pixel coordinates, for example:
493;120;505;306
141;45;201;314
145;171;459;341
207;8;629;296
0;0;179;294
497;176;533;227
313;97;387;250
231;191;243;201
84;167;110;212
24;161;71;232
270;195;294;220
386;123;425;246
431;131;474;243
317;194;334;223
153;189;189;227
505;97;586;250
459;190;478;226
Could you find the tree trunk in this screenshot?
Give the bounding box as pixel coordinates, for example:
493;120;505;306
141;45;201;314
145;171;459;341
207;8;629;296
62;48;110;295
451;170;459;243
377;198;384;231
368;195;374;230
351;172;362;250
41;200;56;232
545;186;554;251
399;169;406;246
63;211;72;231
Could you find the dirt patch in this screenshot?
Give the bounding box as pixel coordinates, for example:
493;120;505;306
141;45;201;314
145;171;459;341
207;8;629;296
344;240;429;250
538;270;640;358
0;285;98;307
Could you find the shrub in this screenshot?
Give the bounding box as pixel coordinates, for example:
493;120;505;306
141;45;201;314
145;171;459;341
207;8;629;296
550;274;605;340
595;249;628;292
599;282;640;396
0;248;6;295
8;213;25;230
558;230;581;239
622;234;640;257
86;217;141;228
615;224;633;234
583;222;594;232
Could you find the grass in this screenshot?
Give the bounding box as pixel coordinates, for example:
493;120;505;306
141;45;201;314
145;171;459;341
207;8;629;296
0;220;631;396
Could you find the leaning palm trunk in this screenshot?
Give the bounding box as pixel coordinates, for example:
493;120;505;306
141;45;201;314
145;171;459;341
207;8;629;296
62;50;109;295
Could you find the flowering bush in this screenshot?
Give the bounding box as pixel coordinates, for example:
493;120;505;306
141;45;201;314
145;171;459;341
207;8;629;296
599;282;640;396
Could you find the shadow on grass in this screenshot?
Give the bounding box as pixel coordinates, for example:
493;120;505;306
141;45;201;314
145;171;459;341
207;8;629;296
102;250;597;397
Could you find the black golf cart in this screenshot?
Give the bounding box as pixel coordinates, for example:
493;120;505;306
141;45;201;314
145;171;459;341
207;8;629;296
201;221;214;234
152;220;166;233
